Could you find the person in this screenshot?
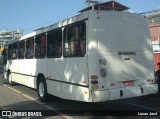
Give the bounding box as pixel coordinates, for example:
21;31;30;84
155;62;160;96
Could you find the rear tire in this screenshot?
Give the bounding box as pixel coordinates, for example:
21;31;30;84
37;77;49;102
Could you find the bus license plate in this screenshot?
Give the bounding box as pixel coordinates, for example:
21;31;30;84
123;81;134;86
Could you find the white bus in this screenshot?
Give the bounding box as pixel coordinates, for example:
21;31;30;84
3;10;158;102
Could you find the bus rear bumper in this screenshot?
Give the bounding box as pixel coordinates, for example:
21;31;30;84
91;84;158;102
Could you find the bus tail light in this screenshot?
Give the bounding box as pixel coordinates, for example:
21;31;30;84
91;75;98;79
110;83;115;86
91;80;98;84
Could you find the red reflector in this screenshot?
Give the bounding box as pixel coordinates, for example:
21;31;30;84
91;80;98;84
123;81;134;86
110;83;115;86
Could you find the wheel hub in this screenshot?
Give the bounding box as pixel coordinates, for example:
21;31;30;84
39;82;44;97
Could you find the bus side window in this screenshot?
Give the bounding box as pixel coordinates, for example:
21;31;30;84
64;21;86;57
18;41;25;59
79;23;86;56
75;23;86;56
26;38;34;59
8;45;12;60
2;48;7;65
40;36;46;57
35;34;46;59
12;42;18;59
47;29;62;58
30;39;34;58
64;27;75;56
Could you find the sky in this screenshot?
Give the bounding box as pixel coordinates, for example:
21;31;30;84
0;0;160;35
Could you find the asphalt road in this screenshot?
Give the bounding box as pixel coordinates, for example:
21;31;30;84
0;77;160;119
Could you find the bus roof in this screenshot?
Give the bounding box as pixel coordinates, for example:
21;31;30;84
19;12;88;40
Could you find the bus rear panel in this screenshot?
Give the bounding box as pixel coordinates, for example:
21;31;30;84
87;11;158;102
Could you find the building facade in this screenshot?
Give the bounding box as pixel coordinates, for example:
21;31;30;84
144;9;160;71
0;29;23;53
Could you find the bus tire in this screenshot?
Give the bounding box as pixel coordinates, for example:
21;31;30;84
37;77;49;102
7;71;13;85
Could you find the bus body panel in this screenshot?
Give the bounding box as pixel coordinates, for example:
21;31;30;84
99;51;154;84
96;11;154;83
92;84;158;102
62;57;89;101
63;84;89;102
47;80;64;99
46;57;89;100
87;11;157;101
7;59;39;89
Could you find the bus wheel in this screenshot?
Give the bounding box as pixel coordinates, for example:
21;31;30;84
37;77;49;102
7;72;13;85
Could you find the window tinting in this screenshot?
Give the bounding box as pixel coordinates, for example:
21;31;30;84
64;22;86;57
8;45;12;60
26;38;34;59
35;34;46;58
18;41;25;59
12;43;18;59
47;30;62;58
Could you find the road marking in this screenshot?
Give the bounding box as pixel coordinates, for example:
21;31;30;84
8;87;22;94
0;81;73;119
18;94;73;119
21;93;36;100
125;102;156;110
